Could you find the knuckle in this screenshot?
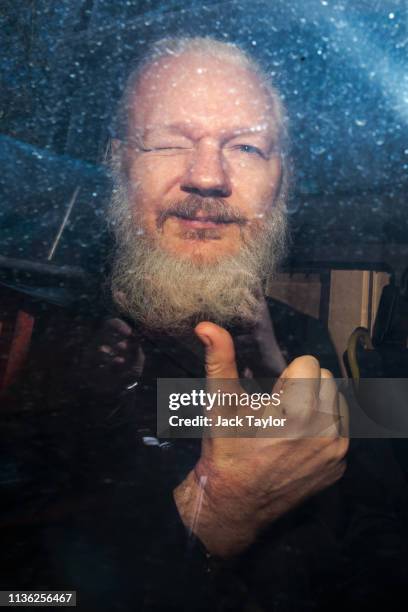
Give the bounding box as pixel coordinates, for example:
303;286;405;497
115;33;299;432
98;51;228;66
320;368;334;379
205;355;236;378
326;438;349;466
205;361;223;377
292;354;320;369
304;354;320;369
323;433;338;446
112;356;125;364
336;436;350;457
99;345;112;354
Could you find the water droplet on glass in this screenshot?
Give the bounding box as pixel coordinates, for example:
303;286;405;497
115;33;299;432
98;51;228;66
311;145;326;155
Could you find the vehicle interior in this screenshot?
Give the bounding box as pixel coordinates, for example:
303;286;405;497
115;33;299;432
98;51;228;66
1;1;407;471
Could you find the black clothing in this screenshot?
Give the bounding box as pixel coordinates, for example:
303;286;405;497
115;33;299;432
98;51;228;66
1;298;407;611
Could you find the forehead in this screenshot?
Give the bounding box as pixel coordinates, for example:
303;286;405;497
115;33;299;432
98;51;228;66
127;51;276;137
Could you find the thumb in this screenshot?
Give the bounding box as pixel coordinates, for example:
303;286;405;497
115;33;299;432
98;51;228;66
195;322;239;379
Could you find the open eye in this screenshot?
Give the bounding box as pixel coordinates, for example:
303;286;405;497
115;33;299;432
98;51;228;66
233;144;266;158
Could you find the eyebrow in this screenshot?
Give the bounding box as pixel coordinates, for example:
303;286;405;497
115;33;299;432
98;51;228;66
139;122;272;140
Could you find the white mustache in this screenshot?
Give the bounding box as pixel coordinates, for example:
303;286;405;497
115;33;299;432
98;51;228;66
156;195;247;228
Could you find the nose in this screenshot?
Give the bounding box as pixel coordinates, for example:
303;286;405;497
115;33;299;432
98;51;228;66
180;139;232;198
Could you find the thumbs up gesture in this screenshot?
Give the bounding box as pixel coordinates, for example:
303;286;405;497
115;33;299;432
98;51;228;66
174;322;349;558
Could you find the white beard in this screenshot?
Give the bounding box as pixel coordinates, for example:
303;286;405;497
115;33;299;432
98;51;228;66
108;164;288;334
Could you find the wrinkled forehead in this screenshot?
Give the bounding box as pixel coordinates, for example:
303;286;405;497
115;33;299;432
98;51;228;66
125;52;279;140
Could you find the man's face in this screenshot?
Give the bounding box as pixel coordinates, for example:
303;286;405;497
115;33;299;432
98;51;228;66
120;51;282;265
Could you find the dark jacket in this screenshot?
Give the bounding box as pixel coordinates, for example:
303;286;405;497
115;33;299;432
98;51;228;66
1;297;407;611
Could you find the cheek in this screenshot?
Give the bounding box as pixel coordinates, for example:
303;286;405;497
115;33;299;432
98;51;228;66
127;157;185;235
230;168;279;214
128;155;185;200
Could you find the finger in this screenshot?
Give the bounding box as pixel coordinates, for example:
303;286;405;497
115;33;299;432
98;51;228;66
281;355;321;379
99;343;127;358
106;318;133;337
115;340;129;352
100;319;138;357
112;356;125;365
195;322;239;379
102;320;134;349
95;344;121;369
99;344;115;357
315;368;340;436
275;355;321;428
98;345;124;366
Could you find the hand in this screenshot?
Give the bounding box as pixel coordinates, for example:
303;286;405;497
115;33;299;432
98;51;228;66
174;322;349;557
79;318;144;394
